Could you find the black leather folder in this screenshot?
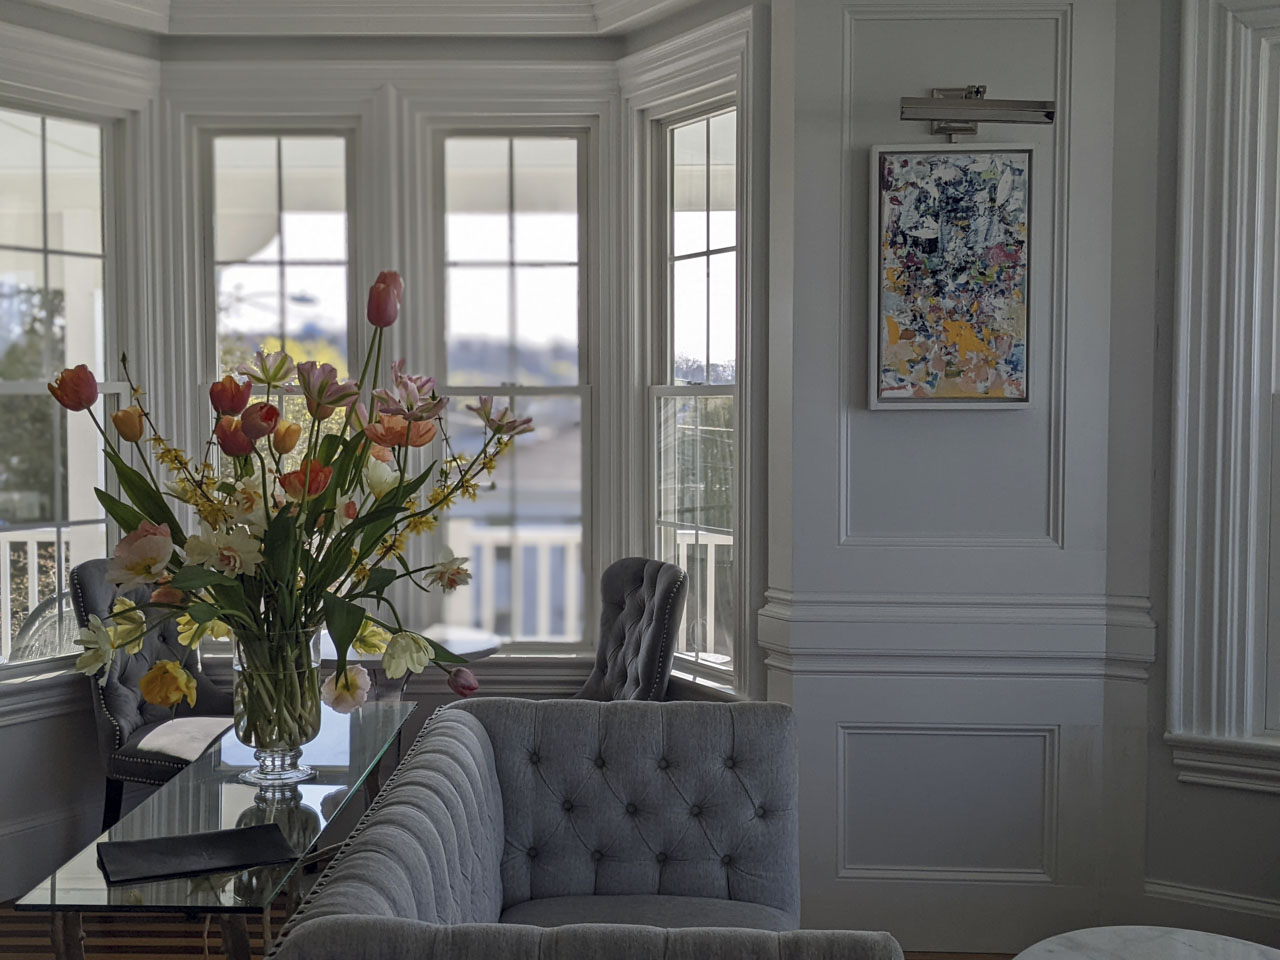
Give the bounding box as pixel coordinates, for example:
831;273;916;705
97;823;297;884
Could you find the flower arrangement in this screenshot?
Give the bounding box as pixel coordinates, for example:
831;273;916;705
51;270;530;781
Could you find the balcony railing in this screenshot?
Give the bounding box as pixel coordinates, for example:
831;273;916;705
0;522;102;665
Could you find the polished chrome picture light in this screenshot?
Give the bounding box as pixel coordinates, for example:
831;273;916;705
900;85;1056;138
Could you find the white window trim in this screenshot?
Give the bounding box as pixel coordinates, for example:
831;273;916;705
1167;0;1280;792
0;22;158;677
620;8;763;696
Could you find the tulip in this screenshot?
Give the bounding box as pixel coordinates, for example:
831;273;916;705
382;632;433;679
111;405;146;443
367;273;402;328
240;401;280;441
104;521;173;589
214;416;254;457
139;659;197;708
297;361;360;420
280;460;333;500
365;415;437;449
321;665;371;714
237;350;295;388
150;584;185;606
48;365;98;411
368;443;393;464
272;421;302;455
447;666;479;698
209;375;251;416
466;396;533;437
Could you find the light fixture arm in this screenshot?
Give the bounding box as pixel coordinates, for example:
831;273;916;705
900;85;1056;141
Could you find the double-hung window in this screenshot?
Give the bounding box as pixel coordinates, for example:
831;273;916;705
0;106;113;666
654;108;740;683
209;133;351;460
436;134;587;649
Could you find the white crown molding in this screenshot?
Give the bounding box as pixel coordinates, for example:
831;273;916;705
594;0;699;33
1166;1;1280;771
20;0;170;33
0;20;159;108
617;5;750;96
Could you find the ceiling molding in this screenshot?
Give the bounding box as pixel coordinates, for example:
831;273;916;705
594;0;698;33
20;0;169;32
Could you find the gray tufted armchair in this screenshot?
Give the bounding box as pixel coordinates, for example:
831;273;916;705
269;699;905;960
70;559;233;828
576;557;687;701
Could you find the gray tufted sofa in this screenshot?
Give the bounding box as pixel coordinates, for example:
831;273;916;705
269;699;903;960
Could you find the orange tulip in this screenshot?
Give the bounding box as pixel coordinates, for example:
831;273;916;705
48;365;98;411
150;584;185;606
281;460;333;500
272;421;302;455
111;405;145;443
365;415;436;448
209;375;251;416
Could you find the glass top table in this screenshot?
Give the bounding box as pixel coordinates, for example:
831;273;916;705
18;700;416;917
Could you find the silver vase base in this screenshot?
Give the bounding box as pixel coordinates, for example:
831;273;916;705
239;747;316;785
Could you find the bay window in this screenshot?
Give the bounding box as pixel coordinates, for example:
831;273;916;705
0;106;113;666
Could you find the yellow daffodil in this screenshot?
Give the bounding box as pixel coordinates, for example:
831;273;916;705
176;613;232;648
108;597;148;654
139;660;197;708
352;619;391;656
382;632;433;679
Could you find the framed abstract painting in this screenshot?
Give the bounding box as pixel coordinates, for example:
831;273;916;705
869;144;1032;409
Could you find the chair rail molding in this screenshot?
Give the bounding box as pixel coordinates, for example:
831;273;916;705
1166;0;1280;791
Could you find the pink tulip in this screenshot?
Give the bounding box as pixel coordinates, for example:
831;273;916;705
209;375;251;416
367;273;402;328
447;666;479;698
240;402;280;441
105;521;173;589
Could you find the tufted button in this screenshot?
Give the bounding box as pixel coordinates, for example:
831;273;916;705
562;799;573;812
657;758;669;770
655;852;667;863
595;756;606;769
755;805;767;818
689;805;701;817
724;757;736;769
625;802;637;815
527;847;538;858
591;850;603;862
721;854;733;865
529;752;540;765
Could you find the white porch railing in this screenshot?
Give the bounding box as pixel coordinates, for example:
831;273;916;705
0;522;103;663
671;530;734;668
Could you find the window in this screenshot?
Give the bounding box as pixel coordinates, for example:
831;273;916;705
0;106;112;666
437;135;586;648
210;134;351;461
654;109;739;680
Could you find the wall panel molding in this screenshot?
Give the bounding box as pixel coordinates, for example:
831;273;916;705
836;722;1060;884
837;1;1074;550
1166;0;1280;784
1144;879;1280;921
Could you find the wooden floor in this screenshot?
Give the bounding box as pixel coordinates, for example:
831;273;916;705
0;904;1011;960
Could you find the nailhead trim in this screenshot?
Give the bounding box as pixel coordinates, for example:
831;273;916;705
645;570;685;701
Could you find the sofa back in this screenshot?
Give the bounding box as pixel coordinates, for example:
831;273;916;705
449;698;800;922
286;708;506;927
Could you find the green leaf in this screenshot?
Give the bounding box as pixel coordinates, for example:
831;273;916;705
95;488;145;534
317;433;342;465
170;565;238;591
323;591;365;673
186;601;221;623
425;638;467;665
262;507;297;583
104;449;187;547
363;566;396;596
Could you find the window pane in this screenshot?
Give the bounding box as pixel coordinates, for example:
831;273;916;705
442;395;582;645
672;256;707;383
282;137;346;262
0;109;44;249
446;138;509;263
513;138;577;263
707;251;736;385
656;394;736;672
516;266;577;386
0;394;60;525
447;265;510;385
285;265;348;378
671;120;707;257
708;111;737;251
63;403;106;523
0;250;47;380
49;254;104;374
45;117;102;256
217;264;281;376
214;138;279;263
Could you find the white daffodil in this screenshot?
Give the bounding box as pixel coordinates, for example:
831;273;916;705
229;481;271;534
108;597;148;654
426;549;471;592
184;524;264;577
382;631;433;679
363;456;401;500
176;612;233;648
352;619;391;656
75;615;114;684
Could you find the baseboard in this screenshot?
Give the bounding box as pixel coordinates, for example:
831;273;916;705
1143;879;1280;921
0;801;99;904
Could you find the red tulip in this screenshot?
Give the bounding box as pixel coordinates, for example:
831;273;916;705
240;401;280;441
447;666;479;698
48;365;98;411
280;460;333;500
209;375;251;416
375;270;404;301
214;416;254;457
367;278;400;328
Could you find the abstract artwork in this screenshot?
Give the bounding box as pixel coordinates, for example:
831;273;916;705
871;146;1030;406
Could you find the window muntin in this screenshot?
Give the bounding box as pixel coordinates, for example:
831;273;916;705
0;106;112;667
656;109;739;678
438;134;586;647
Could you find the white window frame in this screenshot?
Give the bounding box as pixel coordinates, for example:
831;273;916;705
427;124;596;656
621;9;762;697
1166;0;1280;792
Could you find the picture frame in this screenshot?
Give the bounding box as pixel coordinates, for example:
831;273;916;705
868;143;1033;410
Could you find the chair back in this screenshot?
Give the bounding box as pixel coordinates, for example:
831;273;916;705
69;559;230;764
577;557;686;702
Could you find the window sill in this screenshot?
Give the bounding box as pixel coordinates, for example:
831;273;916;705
0;654;78;686
1165;731;1280;794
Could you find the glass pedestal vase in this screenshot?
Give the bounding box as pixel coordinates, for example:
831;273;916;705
233;631;323;785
